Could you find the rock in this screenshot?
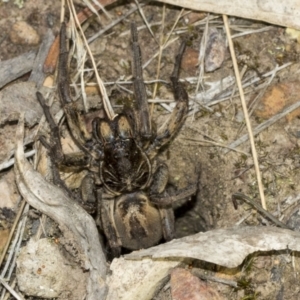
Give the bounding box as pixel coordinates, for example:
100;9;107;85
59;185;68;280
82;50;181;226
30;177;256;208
16;239;87;299
0;170;19;209
0;82;42;127
205;28;226;72
181;47;198;75
106;257;180;300
183;12;206;25
254;80;300;121
171;268;224;300
286;28;300;44
10;21;40;45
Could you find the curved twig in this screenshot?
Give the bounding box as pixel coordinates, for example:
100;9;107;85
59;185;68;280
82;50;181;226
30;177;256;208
14;114;108;300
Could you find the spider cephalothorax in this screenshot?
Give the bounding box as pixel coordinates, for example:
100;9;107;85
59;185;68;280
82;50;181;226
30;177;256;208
38;22;197;257
94;113;152;194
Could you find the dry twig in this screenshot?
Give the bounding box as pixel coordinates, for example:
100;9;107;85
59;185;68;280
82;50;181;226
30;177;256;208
14;114;108;300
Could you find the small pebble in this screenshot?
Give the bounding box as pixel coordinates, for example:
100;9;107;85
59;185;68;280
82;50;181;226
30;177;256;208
9;21;40;45
286;208;300;231
286;27;300;44
254;81;300;121
184;12;206;25
205;28;226;72
181;47;198;74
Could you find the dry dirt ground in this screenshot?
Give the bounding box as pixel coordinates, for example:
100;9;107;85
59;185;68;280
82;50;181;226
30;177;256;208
2;0;300;299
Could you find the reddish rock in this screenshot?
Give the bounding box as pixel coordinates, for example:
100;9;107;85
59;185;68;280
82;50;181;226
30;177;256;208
181;47;198;75
171;268;224;300
255;80;300;121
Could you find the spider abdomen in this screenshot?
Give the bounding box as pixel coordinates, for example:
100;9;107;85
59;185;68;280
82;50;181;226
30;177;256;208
114;192;163;250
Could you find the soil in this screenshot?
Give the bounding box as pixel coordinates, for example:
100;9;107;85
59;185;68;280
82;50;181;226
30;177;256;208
2;0;300;299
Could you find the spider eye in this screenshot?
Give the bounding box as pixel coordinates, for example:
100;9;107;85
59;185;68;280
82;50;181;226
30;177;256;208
99;121;114;143
118;116;132;139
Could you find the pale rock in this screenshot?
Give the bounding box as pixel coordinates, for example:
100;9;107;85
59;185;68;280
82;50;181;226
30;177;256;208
10;21;40;45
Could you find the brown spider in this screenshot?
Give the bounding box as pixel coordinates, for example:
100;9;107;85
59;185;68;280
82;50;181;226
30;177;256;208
37;22;197;257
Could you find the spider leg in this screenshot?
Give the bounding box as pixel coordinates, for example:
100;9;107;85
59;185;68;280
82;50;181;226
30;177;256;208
148;163;175;240
147;42;188;159
152;182;197;240
159;208;175;241
131;22;152;140
58;22;97;157
37;91;91;167
98;194;122;258
150;183;198;206
80;173;97;214
36;92;64;164
38;92;95;205
58;22;72;105
37;92;86;200
149;163;169;195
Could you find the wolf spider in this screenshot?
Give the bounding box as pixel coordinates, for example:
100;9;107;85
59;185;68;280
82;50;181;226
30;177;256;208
37;22;197;257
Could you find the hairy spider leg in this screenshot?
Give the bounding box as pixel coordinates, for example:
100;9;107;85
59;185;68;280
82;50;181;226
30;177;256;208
36;92;92;207
146;42;189;159
58;22;98;158
131;22;153;140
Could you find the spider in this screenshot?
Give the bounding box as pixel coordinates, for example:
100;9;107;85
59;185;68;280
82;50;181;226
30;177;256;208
37;22;198;257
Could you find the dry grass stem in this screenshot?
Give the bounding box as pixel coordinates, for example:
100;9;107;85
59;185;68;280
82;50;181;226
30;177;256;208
0;204;29;300
181;137;249;156
0;150;36;171
34;215;48;241
68;0;115;119
151;5;184;111
134;0;155;38
231;26;274;39
223;14;266;209
151;7;184;114
0;276;24;300
235;211;253;226
248;64;280;116
119;21;162;38
83;0;111;21
0;202;27;267
224;99;300;154
233;193;290;229
143;37;179;70
87;4;141;43
194;14;209;103
193;62;291;109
